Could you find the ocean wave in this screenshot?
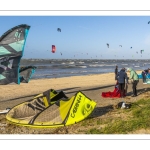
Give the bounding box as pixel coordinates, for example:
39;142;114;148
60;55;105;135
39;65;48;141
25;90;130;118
78;61;85;64
68;62;75;64
79;66;87;68
121;64;128;65
104;64;117;66
89;64;105;67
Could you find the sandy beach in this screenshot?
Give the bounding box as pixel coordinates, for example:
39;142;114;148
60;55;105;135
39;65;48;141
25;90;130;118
1;70;150;134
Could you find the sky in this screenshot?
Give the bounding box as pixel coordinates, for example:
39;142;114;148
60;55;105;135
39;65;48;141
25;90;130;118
1;16;150;59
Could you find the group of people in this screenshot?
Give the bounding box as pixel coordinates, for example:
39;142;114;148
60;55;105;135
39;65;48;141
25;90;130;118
141;68;150;84
115;66;139;97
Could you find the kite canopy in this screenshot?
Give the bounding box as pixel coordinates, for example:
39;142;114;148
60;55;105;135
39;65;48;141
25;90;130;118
57;28;61;32
0;24;30;57
106;43;109;48
0;24;36;84
6;89;96;128
141;49;144;54
52;45;56;53
19;66;37;83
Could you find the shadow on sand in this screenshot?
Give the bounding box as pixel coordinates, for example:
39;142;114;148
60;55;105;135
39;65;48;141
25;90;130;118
0;87;80;102
88;105;114;119
126;87;150;96
65;84;114;95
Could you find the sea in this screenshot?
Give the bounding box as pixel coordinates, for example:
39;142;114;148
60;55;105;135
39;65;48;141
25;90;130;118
20;59;150;79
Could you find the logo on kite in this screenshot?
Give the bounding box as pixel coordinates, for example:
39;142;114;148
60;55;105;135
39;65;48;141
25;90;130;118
57;28;61;32
106;43;109;48
52;45;56;53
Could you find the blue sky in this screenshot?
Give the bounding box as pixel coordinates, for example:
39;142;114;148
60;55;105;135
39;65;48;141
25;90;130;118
0;16;150;59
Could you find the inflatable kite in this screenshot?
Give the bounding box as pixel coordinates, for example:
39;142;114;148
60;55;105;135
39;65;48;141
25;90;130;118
101;82;126;98
141;50;144;54
19;66;37;83
0;24;36;85
6;89;96;128
57;28;61;32
52;45;56;53
106;43;109;48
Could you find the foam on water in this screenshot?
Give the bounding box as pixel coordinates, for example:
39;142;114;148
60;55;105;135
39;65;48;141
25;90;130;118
20;59;150;79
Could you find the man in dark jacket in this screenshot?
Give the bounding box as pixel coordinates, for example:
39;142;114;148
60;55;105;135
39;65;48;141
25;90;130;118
115;65;118;81
117;68;129;98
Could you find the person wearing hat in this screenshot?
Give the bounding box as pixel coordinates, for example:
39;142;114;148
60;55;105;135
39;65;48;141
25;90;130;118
127;68;139;97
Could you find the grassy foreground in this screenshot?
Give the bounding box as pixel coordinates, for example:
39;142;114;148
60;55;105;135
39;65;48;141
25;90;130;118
1;97;150;134
85;98;150;134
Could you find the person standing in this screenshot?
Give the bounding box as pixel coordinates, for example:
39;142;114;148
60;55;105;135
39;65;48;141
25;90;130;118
115;65;118;81
117;68;128;98
141;68;150;84
127;68;139;97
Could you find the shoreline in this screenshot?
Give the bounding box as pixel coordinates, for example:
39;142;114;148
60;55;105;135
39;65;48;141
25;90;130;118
32;69;143;80
0;70;144;109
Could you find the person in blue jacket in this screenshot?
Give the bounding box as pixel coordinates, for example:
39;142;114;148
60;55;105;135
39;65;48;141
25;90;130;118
117;68;129;98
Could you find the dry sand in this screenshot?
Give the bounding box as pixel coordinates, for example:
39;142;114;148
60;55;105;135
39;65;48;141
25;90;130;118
0;70;150;134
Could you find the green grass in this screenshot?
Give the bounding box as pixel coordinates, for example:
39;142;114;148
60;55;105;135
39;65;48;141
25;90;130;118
86;98;150;134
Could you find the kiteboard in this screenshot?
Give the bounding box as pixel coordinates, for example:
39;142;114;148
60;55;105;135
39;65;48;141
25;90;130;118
0;108;11;114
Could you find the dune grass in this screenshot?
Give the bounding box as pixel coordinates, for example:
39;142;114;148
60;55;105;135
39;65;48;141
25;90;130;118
86;98;150;134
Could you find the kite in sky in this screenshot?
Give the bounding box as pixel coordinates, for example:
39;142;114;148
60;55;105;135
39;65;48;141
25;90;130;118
57;28;61;32
140;50;144;54
106;43;109;48
52;45;56;53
